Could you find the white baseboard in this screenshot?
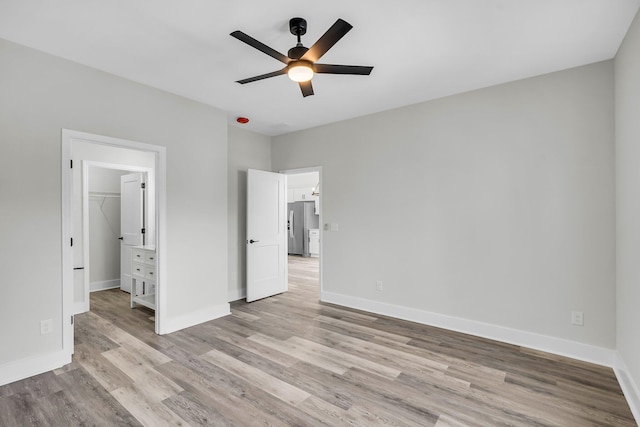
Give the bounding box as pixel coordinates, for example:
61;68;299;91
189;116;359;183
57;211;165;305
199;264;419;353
90;279;120;292
321;291;615;367
0;350;71;387
228;287;246;303
160;303;231;334
615;353;640;424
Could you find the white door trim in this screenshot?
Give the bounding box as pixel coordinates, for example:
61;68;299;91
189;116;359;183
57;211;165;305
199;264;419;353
62;129;167;362
279;166;323;297
81;162;154;313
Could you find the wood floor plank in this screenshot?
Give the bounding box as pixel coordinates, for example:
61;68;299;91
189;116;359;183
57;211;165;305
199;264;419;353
73;343;134;392
102;347;183;402
197;323;300;367
84;311;172;366
286;335;402;379
110;385;189;427
155;360;293;427
202;337;356;412
305;326;451;374
200;348;311;406
0;393;49;426
316;314;413;344
1;371;63;400
248;332;351;374
55;367;142;426
37;389;98;427
297;395;361;426
162;391;235;427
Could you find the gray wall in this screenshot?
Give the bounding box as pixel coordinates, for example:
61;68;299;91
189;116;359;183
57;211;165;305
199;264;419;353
615;8;640;407
88;168;128;286
227;126;272;301
0;38;229;367
272;61;615;349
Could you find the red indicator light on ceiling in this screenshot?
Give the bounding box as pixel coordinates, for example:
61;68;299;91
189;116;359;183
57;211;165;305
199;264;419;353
236;117;249;124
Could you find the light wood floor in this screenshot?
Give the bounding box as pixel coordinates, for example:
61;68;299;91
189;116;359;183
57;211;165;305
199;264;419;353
0;255;636;426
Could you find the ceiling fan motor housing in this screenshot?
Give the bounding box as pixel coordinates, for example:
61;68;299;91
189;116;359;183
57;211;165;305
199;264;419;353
288;45;308;59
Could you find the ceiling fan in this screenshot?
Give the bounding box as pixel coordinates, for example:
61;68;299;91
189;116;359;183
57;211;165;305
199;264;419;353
230;17;373;97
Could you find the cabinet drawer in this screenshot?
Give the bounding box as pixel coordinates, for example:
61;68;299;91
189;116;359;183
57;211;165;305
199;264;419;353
145;266;156;281
132;263;145;277
132;249;146;263
145;252;156;265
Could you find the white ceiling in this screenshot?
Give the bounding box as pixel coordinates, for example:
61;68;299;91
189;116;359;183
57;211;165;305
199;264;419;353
0;1;638;136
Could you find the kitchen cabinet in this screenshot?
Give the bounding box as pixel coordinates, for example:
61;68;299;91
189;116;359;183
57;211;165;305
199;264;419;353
308;229;320;257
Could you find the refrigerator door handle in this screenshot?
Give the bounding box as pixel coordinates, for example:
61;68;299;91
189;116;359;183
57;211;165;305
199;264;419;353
289;210;294;238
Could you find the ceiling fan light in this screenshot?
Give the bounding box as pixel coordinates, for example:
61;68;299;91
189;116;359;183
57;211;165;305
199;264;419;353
288;62;314;82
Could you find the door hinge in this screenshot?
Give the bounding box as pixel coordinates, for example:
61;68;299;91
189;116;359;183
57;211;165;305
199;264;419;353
70;237;73;247
141;228;145;234
70;159;73;169
141;182;146;189
71;315;74;325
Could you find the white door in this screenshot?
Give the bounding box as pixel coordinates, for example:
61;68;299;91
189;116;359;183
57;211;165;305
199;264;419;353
246;169;287;302
120;173;145;293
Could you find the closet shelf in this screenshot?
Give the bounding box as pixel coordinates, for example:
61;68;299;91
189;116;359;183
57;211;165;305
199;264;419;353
89;192;121;198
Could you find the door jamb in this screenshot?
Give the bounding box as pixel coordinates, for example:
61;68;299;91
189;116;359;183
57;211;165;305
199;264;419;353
62;129;167;360
279;166;323;297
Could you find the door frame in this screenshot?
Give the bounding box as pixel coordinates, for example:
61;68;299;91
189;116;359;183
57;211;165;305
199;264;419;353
81;162;154;313
279;166;323;297
62;129;167;358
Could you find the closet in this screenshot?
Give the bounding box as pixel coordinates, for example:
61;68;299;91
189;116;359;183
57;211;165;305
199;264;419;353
88;168;129;292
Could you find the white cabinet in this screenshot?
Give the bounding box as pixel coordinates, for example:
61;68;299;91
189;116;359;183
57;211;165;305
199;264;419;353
290;188;315;202
308;229;320;256
130;246;156;310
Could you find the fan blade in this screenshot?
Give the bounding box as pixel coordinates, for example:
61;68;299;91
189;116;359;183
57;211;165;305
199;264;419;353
230;31;290;64
301;19;352;63
236;68;287;84
314;64;373;75
299;80;314;97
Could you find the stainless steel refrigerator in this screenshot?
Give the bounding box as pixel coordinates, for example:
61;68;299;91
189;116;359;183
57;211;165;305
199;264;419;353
287;201;319;256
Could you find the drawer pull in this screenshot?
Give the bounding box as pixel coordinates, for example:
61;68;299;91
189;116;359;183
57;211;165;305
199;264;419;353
148;271;154;276
136;268;141;272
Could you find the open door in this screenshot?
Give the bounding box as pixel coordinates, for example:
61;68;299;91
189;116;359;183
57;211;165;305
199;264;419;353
120;172;145;293
246;169;287;302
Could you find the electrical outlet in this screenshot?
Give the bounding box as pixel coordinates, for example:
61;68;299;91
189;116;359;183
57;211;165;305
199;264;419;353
571;311;584;326
376;280;383;291
40;319;53;335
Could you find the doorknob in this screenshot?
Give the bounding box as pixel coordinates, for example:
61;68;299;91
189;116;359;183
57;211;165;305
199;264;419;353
118;237;124;240
249;239;260;244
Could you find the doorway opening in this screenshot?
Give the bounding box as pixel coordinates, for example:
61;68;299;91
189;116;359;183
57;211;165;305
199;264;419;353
79;164;154;313
282;167;322;299
62;129;167;358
